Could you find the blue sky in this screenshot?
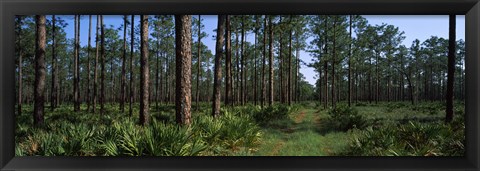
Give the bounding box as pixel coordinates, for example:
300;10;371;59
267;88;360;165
59;15;465;86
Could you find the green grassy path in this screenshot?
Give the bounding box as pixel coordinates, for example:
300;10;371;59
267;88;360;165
253;106;354;156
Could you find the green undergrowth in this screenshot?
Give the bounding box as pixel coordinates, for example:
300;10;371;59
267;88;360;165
15;103;298;156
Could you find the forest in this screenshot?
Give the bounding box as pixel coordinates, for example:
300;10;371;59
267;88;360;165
15;15;464;156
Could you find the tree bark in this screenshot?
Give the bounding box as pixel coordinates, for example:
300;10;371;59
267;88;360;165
34;15;46;126
17;17;23;115
261;15;267;107
86;15;91;112
100;15;106;115
446;15;456;123
50;15;58;111
93;15;100;113
254;16;259;106
332;16;337;109
212;15;226;118
240;16;245;105
74;15;81;112
121;15;127;113
140;15;150;125
287;16;293;106
175;15;192;125
196;15;202;110
235;26;240;105
129;15;135;117
225;15;232;106
268;16;274;106
348;15;352;107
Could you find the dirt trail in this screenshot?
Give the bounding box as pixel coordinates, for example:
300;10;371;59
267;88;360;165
269;142;285;156
294;110;307;123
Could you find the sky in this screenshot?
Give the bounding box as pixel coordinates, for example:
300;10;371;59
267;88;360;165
58;15;466;86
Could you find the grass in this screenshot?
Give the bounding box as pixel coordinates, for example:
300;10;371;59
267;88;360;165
15;100;465;156
254;106;355;156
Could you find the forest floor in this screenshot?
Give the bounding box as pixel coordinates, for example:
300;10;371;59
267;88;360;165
15;100;464;156
253;105;354;156
252;100;464;156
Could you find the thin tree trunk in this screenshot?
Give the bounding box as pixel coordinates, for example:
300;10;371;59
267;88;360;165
235;26;240;105
375;51;379;104
445;14;456;123
240;16;245;105
254;16;259;106
323;16;329;109
110;42;115;104
212;15;226;117
348;15;352;107
17;17;23;115
140;15;150;125
120;15;127;113
175;15;192;125
225;15;232;106
154;17;160;110
34;15;46;126
100;15;106;115
279;17;283;103
93;15;100;113
287;16;293;106
129;15;134;117
86;15;92;112
51;15;58;111
196;15;202;110
74;15;80;112
296;42;300;103
261;15;267;108
268;16;274;106
331;16;337;108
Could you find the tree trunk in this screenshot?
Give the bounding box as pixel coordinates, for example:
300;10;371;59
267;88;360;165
240;16;245;105
268;16;274;106
121;15;127;113
100;15;106;115
212;15;226;117
34;15;46;126
93;15;100;113
375;51;379;104
296;42;300;103
17;17;23;115
446;15;456;123
74;15;81;112
110;42;115;104
261;15;267;107
196;15;202;110
279;17;284;103
348;15;352;107
254;16;259;106
86;15;91;112
235;26;240;105
225;15;232;106
140;15;150;125
332;16;337;108
129;15;134;117
287;16;293;106
324;16;329;109
50;15;58;111
175;15;192;125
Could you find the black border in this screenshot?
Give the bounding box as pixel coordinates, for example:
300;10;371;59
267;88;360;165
1;0;479;170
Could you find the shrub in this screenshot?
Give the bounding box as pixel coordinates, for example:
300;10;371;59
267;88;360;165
355;102;367;107
193;110;261;155
340;120;465;156
385;102;406;113
325;105;368;131
253;105;290;125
